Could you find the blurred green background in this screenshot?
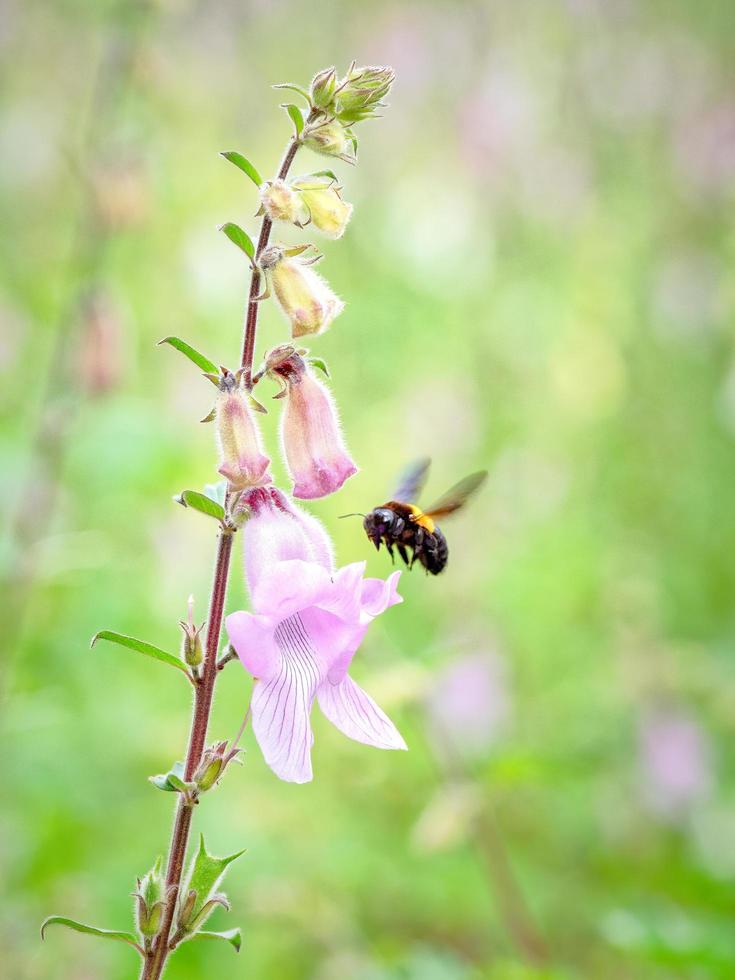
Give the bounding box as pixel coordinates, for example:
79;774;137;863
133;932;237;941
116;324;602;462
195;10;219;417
3;0;735;977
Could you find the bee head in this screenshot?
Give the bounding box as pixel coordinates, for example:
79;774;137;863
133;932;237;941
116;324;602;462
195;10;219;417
363;508;397;547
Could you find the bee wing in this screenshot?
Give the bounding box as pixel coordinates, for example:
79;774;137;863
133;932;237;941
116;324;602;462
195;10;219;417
421;471;488;520
392;457;431;503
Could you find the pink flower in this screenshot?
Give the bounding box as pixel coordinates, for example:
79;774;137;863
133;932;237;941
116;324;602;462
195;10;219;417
265;345;357;499
639;708;713;820
226;487;406;783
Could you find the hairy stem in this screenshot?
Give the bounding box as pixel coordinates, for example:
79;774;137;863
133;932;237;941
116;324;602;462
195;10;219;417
140;127;303;980
241;134;302;380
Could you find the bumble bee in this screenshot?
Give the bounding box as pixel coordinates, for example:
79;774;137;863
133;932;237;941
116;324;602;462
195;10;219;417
360;459;487;575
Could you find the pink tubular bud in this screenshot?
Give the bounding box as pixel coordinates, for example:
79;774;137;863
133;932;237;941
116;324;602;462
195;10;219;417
215;369;272;490
265;346;357;500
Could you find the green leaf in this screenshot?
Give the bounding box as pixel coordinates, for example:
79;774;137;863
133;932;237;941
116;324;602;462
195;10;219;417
157;336;218;375
150;760;186;792
219;222;254;261
182;835;245;929
273;82;311;106
282;103;304;137
175;489;226;522
90;630;189;677
193;928;242;953
41;916;142;954
220;151;262;188
308;356;330;378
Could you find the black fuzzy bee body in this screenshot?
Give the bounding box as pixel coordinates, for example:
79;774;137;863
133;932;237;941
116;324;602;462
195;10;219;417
363;502;449;576
358;460;487;578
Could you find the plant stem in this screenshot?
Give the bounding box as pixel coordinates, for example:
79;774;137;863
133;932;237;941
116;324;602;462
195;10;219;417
241;134;302;381
140;127;303;980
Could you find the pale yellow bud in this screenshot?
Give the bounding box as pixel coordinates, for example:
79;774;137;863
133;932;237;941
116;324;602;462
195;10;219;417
261;246;344;338
259;179;302;224
292;178;353;239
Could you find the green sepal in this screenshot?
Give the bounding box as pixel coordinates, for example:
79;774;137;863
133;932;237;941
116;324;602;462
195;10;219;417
40;916;142;955
90;630;190;678
174;489;226;522
308;356;330;378
282;103;304;137
181;835;245;930
219;151;262;187
192;928;242;953
157;337;218;375
219;222;255;261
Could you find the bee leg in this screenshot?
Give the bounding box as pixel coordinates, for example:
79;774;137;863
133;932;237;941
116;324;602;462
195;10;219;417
385;539;395;564
397;543;410;567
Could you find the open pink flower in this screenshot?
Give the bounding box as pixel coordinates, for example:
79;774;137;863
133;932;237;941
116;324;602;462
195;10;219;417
226;487;406;783
265;345;357;499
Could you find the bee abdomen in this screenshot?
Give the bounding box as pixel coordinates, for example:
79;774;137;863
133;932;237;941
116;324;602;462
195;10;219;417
422;527;448;575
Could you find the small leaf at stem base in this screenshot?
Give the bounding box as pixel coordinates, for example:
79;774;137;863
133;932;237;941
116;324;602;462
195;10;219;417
174;490;226;522
40;916;143;955
157;337;218;375
282;103;304;137
90;630;189;677
149;760;187;792
219;151;262;187
192;928;242;953
219;222;255;261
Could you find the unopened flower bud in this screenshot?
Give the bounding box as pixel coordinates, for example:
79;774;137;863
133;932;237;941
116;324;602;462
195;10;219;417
310;66;337;109
335;64;394;122
135;857;165;937
260;246;344;338
266;345;357;499
302;120;355;163
180;595;203;668
192;739;241;792
292;177;352;239
177;888;198;931
215;369;272;490
259;179;301;224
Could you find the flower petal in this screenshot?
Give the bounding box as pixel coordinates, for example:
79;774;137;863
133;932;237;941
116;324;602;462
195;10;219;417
360;570;403;620
250;614;324;783
316;562;366;622
225;610;279;680
251;559;332;619
317;674;407;751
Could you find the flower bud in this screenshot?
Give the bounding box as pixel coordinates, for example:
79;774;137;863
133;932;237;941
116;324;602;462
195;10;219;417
335;64;394;122
135;857;166;937
310;66;337;109
215;369;272;490
192;739;241;793
302;120;355;163
260;246;344;338
259;179;301;224
265;345;357;499
180;595;203;668
292;177;352;239
177;889;198;931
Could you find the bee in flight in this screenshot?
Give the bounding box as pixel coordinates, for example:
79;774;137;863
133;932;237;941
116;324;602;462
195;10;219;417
359;459;487;576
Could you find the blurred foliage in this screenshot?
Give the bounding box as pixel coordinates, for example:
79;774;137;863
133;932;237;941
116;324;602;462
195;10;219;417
2;0;735;977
